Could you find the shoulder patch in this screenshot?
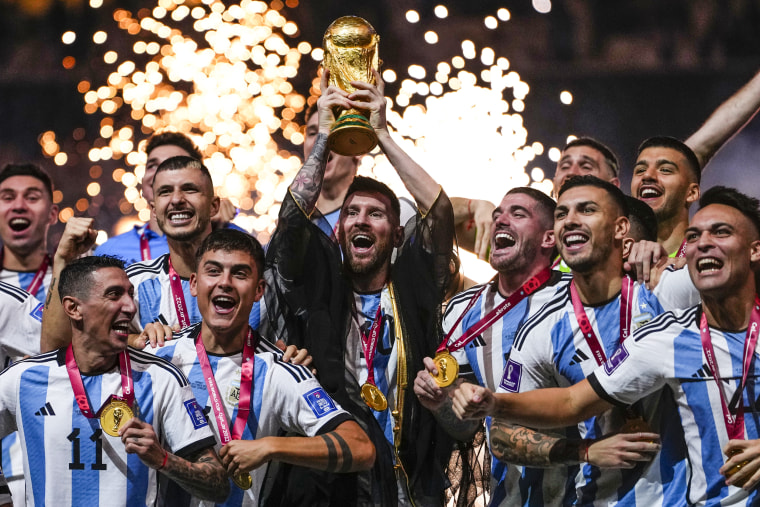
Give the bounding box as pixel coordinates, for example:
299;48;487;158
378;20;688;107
604;342;629;375
30;302;44;323
303;387;337;418
499;358;522;392
184;399;209;429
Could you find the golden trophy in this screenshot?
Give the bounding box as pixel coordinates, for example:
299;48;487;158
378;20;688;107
323;16;380;156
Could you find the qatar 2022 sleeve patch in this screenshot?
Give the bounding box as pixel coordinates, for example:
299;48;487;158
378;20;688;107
303;387;337;418
499;358;522;393
184;399;209;429
30;302;44;323
603;342;629;376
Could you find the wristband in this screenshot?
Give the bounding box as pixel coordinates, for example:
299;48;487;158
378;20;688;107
157;449;169;471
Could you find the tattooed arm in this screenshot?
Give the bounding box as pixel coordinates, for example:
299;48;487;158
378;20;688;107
289;70;354;215
489;420;661;468
120;418;229;502
219;420;375;474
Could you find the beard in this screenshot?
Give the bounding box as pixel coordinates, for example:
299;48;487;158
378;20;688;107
341;235;394;278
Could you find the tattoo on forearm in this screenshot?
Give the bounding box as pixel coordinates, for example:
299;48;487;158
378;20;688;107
332;433;353;473
321;434;338;471
163;449;229;502
291;133;329;213
490;423;576;468
44;278;56;309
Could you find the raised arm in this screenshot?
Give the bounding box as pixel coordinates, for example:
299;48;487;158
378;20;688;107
450;379;611;429
685;68;760;170
450;197;495;260
219;420;374;475
41;217;97;352
347;71;441;213
289;70;353;215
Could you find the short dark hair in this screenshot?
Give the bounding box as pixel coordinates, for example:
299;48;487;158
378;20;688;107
145;131;202;160
342;176;401;225
194;229;265;277
505;186;556;230
154;156;214;191
59;256;126;301
304;102;318;124
558;175;629;218
563;137;619;178
624;195;658;242
699;186;760;238
637;136;701;184
0;163;54;200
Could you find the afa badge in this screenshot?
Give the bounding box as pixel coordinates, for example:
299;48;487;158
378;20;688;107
499;359;522;393
304;387;337;418
184;399;209;429
30;302;44;323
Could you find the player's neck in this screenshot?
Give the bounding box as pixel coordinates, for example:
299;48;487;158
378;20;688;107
72;340;120;375
167;234;207;278
2;244;47;271
702;284;756;332
657;215;688;255
201;322;245;355
571;264;623;305
351;265;390;293
317;179;351;214
147;215;164;236
497;262;550;297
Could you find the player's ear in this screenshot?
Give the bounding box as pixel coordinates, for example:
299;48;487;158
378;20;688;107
750;239;760;264
189;273;198;297
622;237;634;260
62;296;83;322
614;216;630;241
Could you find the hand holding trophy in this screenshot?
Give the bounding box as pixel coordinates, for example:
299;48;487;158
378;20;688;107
323;16;380;156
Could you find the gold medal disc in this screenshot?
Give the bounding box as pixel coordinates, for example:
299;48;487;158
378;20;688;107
726;449;750;486
360;383;388;411
100;399;134;437
232;471;253;490
431;352;458;387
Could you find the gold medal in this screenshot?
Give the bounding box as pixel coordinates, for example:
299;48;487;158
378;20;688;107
431;351;458;387
100;399;134;437
725;449;750;486
232;470;253;490
360;382;388;411
619;415;652;434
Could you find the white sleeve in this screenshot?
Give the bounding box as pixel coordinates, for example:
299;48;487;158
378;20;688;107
0;364;19;436
266;359;351;436
498;315;559;394
156;369;215;457
0;285;42;362
590;317;672;406
653;266;700;312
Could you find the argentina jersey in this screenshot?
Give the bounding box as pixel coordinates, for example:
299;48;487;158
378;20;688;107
505;272;698;507
443;272;570;507
126;253;267;334
590;306;760;507
345;288;399;450
151;323;352;506
0;347;215;507
0;266;51;303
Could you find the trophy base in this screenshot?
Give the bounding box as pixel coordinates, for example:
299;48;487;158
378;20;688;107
328;113;378;156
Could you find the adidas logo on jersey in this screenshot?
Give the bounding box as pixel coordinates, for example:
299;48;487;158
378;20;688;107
569;350;590;366
35;402;55;416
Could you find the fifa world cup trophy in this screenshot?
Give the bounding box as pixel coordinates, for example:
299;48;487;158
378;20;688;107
323;16;380;156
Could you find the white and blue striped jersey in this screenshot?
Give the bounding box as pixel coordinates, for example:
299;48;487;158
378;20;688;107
126;254;267;335
443;272;571;507
505;268;699;506
0;281;43;505
0;266;52;304
590;305;760;506
345;288;399;451
149;323;353;506
0;346;216;506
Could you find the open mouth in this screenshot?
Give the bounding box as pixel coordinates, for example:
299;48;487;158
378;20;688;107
167;209;193;224
112;320;130;337
9;217;30;232
638;186;663;200
211;295;237;314
351;234;375;252
697;257;723;273
493;232;516;249
562;232;589;249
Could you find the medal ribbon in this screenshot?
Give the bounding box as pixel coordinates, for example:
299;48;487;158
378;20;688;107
167;257;190;328
195;329;257;443
65;344;134;418
699;297;760;441
0;251;51;295
438;268;552;354
139;226;151;261
569;276;634;366
360;302;384;388
676;238;687;259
